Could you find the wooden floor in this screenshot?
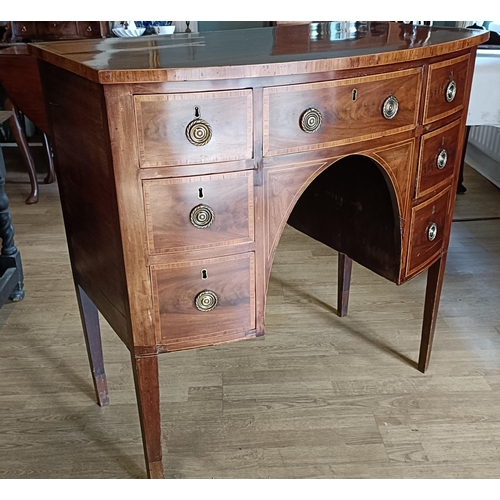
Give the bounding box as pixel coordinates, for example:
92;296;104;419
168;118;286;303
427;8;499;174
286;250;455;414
1;146;500;479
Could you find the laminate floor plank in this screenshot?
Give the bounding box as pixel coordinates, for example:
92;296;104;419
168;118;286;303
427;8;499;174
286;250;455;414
1;152;500;478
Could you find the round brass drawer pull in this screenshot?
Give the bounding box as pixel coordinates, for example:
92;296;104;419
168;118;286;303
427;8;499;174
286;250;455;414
427;222;438;242
436;149;448;169
195;290;218;312
300;108;322;133
445;80;457;103
382;95;399;120
186;118;212;146
190;204;215;229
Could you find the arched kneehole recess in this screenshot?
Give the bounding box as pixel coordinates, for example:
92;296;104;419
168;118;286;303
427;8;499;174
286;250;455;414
287;154;402;283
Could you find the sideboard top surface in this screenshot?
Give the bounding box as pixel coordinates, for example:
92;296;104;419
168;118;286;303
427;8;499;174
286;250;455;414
28;22;489;84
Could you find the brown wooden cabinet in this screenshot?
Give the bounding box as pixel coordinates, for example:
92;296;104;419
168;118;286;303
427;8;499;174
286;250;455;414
28;22;488;478
9;21;109;42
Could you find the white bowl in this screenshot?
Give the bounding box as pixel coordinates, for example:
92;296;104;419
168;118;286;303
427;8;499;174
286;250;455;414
155;26;175;35
112;28;146;38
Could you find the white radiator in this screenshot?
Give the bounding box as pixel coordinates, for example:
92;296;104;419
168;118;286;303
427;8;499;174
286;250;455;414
467;125;500;188
469;125;500;164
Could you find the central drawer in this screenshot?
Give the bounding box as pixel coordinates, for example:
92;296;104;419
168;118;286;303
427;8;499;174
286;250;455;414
263;68;422;156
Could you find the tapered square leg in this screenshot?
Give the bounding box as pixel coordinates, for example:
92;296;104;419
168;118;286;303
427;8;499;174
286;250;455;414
337;253;353;317
131;354;164;479
75;285;109;406
418;256;447;373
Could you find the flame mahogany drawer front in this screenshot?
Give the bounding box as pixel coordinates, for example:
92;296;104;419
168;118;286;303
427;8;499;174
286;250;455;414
407;186;452;277
416;120;461;198
134;90;253;168
423;54;470;124
263;68;422;156
143;171;255;255
151;252;256;350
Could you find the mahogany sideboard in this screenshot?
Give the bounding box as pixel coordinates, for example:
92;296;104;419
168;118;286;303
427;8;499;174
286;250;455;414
29;22;488;478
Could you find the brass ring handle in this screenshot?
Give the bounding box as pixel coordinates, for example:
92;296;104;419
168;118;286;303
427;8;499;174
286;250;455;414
195;290;218;312
87;26;93;32
436;149;448;170
382;95;399;120
427;222;438;242
300;108;322;133
186;118;212;146
445;80;457;103
21;26;27;32
190;204;215;229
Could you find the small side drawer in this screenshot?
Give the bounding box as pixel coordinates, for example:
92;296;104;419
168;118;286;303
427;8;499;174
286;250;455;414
423;54;469;124
416;119;461;198
263;68;422;156
151;252;256;349
135;90;253;167
143;171;254;255
407;186;451;277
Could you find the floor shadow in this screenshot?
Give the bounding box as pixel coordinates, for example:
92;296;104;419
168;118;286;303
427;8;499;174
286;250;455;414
273;276;418;370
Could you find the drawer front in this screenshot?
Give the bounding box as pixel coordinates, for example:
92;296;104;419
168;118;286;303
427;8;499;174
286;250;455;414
36;21;78;37
407;186;451;276
263;68;422;156
423;54;469;124
152;253;255;348
77;22;103;38
135;90;253;167
143;171;254;255
416;120;461;198
12;22;37;38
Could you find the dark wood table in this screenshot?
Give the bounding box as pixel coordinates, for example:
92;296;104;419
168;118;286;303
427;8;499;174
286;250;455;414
0;43;55;204
0;23;109;203
29;22;488;478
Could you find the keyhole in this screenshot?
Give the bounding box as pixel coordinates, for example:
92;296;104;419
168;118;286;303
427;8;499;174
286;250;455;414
450;70;454;80
194;106;201;118
352;89;358;101
198;187;204;199
201;269;208;280
442;137;445;146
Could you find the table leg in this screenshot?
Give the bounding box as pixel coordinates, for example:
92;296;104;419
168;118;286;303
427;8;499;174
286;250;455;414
43;133;56;184
337;253;353;317
4;98;39;204
75;284;109;406
418;255;447;373
457;126;471;194
131;354;164;479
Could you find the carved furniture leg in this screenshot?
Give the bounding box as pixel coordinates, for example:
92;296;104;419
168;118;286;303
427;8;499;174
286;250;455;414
418;255;447;373
75;285;109;406
4;98;39;204
0;136;24;305
131;354;164;479
337;253;353;317
43;133;56;184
